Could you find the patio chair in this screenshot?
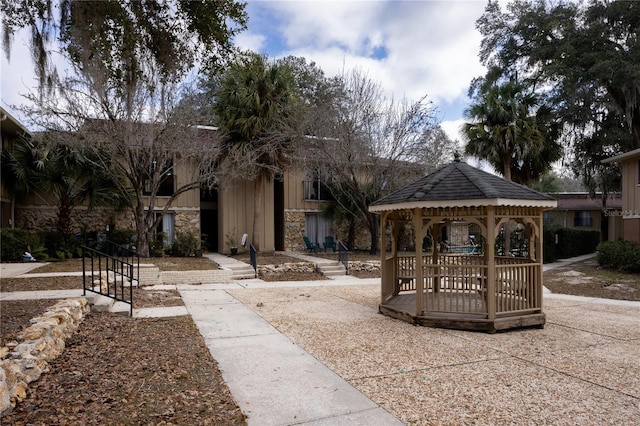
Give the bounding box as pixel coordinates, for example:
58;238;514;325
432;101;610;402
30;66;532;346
323;236;336;252
303;236;319;253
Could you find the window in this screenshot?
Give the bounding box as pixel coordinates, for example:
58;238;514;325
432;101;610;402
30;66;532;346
303;170;334;201
573;211;592;227
154;212;175;245
305;213;333;245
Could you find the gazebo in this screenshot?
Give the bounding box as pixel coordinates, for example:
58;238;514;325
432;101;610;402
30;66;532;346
369;159;557;333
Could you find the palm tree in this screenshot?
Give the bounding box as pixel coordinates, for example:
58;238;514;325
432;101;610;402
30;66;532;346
212;54;300;250
2;136;129;234
462;77;546;256
462;79;544;182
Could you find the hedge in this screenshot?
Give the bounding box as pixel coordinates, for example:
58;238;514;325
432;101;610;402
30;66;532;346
597;240;640;273
543;226;600;263
1;229;50;262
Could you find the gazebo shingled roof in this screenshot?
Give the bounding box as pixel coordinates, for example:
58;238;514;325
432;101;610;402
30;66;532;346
370;160;556;210
369;159;557;333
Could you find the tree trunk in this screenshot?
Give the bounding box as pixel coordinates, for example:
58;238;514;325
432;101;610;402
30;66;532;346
502;156;512;255
502;155;512;181
57;194;73;234
367;213;379;255
135;202;150;258
253;175;263;251
347;219;356;250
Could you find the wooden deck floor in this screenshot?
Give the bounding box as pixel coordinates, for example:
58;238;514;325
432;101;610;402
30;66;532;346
380;291;545;333
382;292;487;317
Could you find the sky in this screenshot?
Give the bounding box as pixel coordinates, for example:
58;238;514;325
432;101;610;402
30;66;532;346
235;0;489;142
1;0;491;143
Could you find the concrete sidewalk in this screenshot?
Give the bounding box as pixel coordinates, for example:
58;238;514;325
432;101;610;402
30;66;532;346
180;287;402;425
1;261;47;278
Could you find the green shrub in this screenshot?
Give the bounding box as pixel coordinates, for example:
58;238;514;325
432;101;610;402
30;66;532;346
543;226;600;262
543;225;559;263
150;232;167;257
108;228;136;245
597;240;640;272
38;231;82;259
556;228;600;258
0;229;48;262
172;230;200;257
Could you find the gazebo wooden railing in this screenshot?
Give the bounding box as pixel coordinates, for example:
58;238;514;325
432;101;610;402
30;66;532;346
386;253;542;318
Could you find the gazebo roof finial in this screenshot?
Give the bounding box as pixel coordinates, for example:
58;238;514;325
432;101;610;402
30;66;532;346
453;151;462;162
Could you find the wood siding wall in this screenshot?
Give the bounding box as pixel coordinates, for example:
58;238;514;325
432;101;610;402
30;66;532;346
621;157;640;242
621;158;640;213
219;178;275;253
282;168;329;212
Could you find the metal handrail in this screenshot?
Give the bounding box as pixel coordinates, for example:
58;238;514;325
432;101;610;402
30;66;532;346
250;243;258;278
104;241;140;285
82;244;137;316
338;240;349;275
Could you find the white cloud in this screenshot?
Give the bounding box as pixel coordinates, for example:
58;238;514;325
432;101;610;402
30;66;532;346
234;32;267;52
246;0;488;120
267;1;387;54
441;118;466;143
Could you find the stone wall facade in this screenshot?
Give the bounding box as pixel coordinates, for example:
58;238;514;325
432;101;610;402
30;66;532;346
284;212;376;253
174;210;201;238
0;298;89;417
284;210;306;252
449;222;471;247
14;206;123;234
13;206;201;241
334;221;373;252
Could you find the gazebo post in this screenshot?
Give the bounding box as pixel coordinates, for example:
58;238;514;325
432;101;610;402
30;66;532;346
486;206;496;320
536;214;544;311
432;222;441;293
413;208;423;316
380;212;395;303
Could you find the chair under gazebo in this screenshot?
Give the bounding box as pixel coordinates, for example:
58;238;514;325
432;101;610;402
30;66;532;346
369;159;557;333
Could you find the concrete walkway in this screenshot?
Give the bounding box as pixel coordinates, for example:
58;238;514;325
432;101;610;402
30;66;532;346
2;252;638;425
180;285;402;425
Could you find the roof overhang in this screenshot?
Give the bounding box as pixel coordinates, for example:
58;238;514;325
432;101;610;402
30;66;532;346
0;107;31;138
369;198;558;213
602;148;640;163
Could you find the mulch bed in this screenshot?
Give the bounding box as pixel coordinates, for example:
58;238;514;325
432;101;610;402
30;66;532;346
2;313;246;425
544;260;640;301
1;299;63;347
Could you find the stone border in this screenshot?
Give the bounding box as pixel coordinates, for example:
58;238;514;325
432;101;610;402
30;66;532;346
258;260;380;275
0;298;89;417
259;262;317;274
348;260;381;273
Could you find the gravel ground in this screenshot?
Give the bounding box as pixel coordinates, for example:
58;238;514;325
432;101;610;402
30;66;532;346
228;284;640;425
